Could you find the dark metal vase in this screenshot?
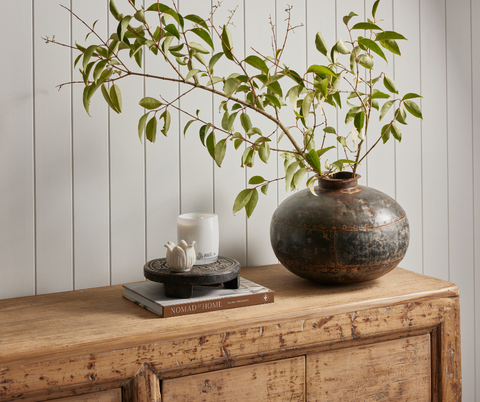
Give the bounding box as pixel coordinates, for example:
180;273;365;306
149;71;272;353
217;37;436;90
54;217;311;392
270;172;409;284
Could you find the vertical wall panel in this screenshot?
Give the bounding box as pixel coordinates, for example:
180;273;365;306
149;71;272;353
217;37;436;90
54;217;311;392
71;0;110;290
445;0;475;399
179;0;214;215
275;0;307;205
144;11;180;262
244;0;277;266
34;0;74;294
419;0;449;281
306;0;337;169
212;0;247;266
0;0;35;299
335;1;367;186
473;0;480;395
393;0;423;274
108;6;146;285
364;0;395;196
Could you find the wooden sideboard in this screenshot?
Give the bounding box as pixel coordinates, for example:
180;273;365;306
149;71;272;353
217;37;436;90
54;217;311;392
0;265;461;401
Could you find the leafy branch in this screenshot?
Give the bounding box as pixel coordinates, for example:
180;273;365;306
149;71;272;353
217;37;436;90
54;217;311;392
47;0;422;217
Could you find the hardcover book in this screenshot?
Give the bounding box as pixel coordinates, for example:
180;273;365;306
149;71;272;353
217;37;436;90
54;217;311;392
123;277;274;318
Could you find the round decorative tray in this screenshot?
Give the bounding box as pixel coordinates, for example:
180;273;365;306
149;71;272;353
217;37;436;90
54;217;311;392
144;256;241;298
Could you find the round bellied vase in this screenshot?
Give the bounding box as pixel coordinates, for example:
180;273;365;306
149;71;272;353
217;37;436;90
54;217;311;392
270;172;409;284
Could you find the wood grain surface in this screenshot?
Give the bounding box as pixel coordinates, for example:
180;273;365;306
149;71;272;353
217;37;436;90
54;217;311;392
162;357;305;401
307;334;431;401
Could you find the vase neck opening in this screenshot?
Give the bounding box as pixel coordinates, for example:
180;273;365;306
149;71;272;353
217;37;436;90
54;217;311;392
317;172;360;190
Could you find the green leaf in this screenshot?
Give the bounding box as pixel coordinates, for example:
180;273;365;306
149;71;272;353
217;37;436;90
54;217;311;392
317;146;335;158
258;142;270;163
315;32;328;57
335;38;350;54
110;84;122;113
245;188;259;218
285;161;299;192
82;45;98;71
117;16;133;42
351;22;383;30
138;113;149;142
380;100;395;120
371;90;390;99
354;111;365;130
82;83;99;116
221;25;234;61
261;184;269;195
372;0;380;19
134;10;146;23
376;31;407;41
381;124;391;143
265;94;281;109
139;96;162;110
244;55;269;74
206;131;216;159
287;86;299;110
302;90;315;120
186;68;201;81
183;119;195;136
101;84;117;112
323;127;336;134
404;100;423;119
307;64;337;77
160;110;171;136
184;14;209;30
337;136;347;146
249;175;265;185
164;23;180;40
93;60;109;84
395;107;407;125
193;52;207;67
305;149;322;174
189;41;209;54
240;113;252;133
379;39;401;56
233;189;254;215
306;175;318;196
146;116;157;142
206;76;224;86
291;168;308;190
191;28;214;49
391;122;402;142
234;138;243;150
214;138;227;167
403;92;422;100
109;0;122;21
358;37;387;62
383;75;398;94
357;54;374;69
223;77;241;97
208;52;223;71
343;12;358;26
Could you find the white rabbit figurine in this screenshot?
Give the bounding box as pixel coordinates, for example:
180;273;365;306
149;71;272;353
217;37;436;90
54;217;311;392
165;240;196;272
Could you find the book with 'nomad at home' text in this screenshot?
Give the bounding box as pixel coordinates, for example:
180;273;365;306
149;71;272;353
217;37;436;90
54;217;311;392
123;277;274;318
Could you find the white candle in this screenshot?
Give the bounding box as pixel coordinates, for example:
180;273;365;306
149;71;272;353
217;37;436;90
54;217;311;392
177;213;219;265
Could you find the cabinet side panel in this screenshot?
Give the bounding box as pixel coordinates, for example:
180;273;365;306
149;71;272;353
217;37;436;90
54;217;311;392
307;334;431;401
162;357;305;402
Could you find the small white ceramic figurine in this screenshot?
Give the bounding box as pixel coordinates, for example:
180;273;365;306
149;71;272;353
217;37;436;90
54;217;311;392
165;240;196;272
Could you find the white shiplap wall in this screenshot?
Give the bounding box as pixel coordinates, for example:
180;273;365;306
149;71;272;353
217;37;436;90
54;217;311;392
0;0;477;398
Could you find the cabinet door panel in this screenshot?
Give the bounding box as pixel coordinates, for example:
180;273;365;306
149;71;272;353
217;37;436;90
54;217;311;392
53;388;122;402
162;356;305;401
307;334;431;401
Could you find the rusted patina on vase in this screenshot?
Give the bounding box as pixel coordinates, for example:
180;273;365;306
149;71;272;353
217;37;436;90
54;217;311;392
270;172;409;284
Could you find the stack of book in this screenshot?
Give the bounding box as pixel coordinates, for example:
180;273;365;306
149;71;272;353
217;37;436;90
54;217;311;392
123;277;274;318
